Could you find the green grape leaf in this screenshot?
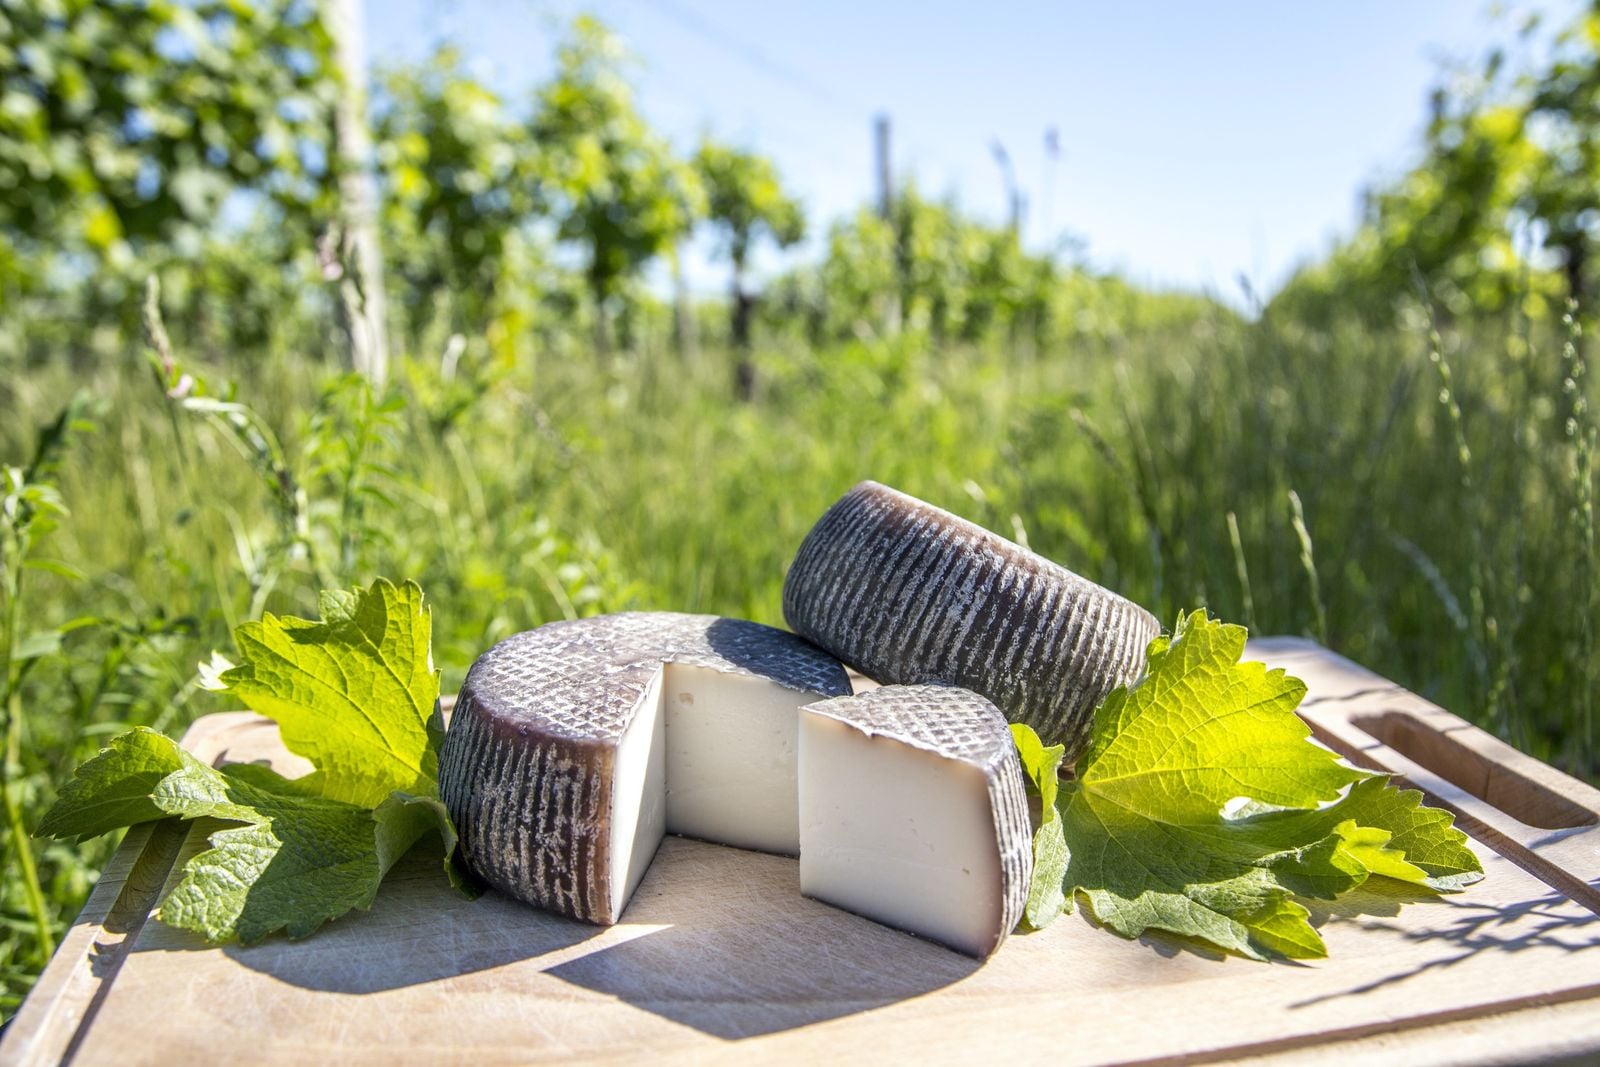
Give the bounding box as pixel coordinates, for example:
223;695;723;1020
38;578;468;945
36;728;256;839
160;783;387;945
1055;610;1484;960
38;728;455;944
222;578;442;808
1319;776;1482;891
374;791;479;896
1010;723;1070;928
1011;723;1064;813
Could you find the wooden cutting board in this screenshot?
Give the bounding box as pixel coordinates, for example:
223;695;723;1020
5;640;1600;1066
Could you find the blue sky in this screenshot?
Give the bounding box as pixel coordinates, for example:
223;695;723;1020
367;1;1576;302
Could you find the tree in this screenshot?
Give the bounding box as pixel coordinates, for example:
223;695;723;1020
531;16;701;353
0;1;337;271
794;185;1064;349
0;1;404;376
376;46;535;343
693;138;803;394
1519;6;1600;308
1273;4;1600;325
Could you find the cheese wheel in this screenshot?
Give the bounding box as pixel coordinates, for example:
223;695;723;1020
799;684;1032;958
783;481;1159;760
439;613;850;925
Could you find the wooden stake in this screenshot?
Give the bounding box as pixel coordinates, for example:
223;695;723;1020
327;0;390;386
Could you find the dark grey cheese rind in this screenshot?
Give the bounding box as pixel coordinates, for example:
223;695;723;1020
439;613;850;925
783;481;1159;762
798;684;1032;958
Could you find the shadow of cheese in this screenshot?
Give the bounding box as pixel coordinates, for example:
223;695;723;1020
211;834;975;1039
207;847;602;995
546;836;978;1039
702;614;852;693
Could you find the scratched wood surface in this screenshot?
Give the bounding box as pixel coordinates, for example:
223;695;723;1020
4;641;1600;1066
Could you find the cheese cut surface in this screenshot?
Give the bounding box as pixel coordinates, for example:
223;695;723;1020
783;480;1160;761
662;664;808;854
798;684;1033;959
438;613;850;924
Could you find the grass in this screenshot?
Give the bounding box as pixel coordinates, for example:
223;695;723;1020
0;283;1594;1017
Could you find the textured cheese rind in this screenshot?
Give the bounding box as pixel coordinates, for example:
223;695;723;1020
783;481;1160;761
438;612;851;925
799;684;1032;957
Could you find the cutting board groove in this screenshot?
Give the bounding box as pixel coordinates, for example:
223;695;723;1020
1255;638;1600;919
1351;710;1596;830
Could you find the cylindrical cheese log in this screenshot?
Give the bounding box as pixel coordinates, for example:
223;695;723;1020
799;684;1032;958
439;613;850;925
783;481;1159;761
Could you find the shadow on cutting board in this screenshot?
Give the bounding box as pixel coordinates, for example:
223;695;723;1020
545;851;980;1040
203;849;602;995
215;835;976;1039
1294;879;1600;1008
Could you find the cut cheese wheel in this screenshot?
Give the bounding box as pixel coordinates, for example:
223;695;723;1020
798;684;1032;959
438;613;850;925
783;480;1160;761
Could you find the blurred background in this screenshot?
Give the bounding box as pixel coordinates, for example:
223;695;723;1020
2;0;1598;1014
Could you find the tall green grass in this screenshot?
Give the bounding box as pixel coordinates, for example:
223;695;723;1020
0;289;1594;1015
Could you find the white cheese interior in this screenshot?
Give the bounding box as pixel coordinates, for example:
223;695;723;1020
608;669;667;920
661;664;805;855
608;664;817;919
797;709;1003;957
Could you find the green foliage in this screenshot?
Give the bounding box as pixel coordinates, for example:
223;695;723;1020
1;394;100;1002
0;6;1143;367
1009;723;1067;928
531;15;702;343
159;783;407;945
0;1;339;367
1044;612;1480;960
38;726;454;944
766;185;1160;353
375;46;536;341
694;137;803;365
1518;10;1600;299
694;137;804;286
38;580;461;945
222;579;440;808
1277;4;1600;320
0;0;336;267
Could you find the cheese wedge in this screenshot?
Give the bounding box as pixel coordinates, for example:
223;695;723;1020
799;684;1032;958
783;480;1159;761
438;613;850;924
